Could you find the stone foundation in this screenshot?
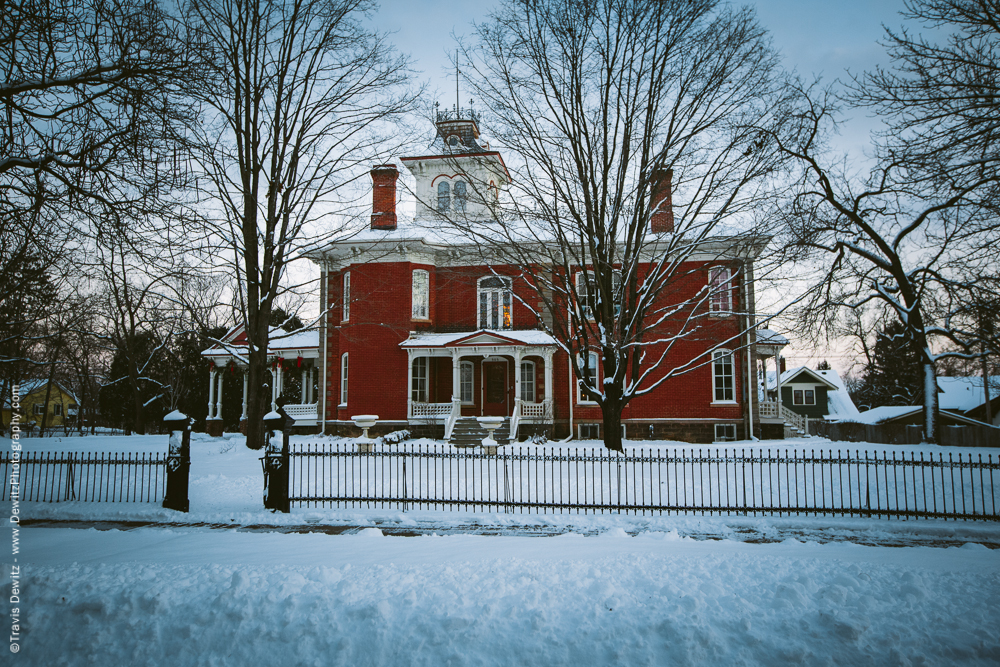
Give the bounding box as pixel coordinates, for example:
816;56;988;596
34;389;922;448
206;419;224;437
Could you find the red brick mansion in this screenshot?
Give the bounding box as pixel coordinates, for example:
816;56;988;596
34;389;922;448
205;111;790;443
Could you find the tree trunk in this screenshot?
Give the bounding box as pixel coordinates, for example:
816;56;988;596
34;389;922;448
601;383;624;452
244;342;270;450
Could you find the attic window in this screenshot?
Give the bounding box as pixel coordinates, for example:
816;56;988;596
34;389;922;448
437;181;450;211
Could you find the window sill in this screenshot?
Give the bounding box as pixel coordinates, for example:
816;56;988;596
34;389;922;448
411;318;431;323
709;312;733;318
711;400;738;406
338;403;347;408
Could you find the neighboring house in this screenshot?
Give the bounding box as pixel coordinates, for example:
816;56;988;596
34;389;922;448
208;110;772;444
2;379;79;431
766;367;861;422
937;376;1000;427
852;405;991;429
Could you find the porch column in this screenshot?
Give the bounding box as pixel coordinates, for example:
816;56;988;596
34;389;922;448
406;349;414;418
207;369;217;419
215;372;224;420
451;349;462;401
774;352;782;412
513;349;524;403
301;368;307;403
270;367;277;412
241;371;248;420
544;350;555;406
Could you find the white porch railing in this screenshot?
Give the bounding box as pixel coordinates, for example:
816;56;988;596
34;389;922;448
759;400;808;433
283;403;318;424
444;398;461;440
409;401;454;419
511;399;552;441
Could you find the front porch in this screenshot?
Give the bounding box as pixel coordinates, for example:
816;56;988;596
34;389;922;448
202;327;321;435
401;330;558;442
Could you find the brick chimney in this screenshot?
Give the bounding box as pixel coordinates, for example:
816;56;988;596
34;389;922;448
370;164;398;231
650;168;674;234
779;356;786;374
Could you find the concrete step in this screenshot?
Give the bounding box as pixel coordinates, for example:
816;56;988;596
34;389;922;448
450;418;510;447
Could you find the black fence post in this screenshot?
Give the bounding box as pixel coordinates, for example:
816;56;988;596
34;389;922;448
261;410;290;513
162;411;191;512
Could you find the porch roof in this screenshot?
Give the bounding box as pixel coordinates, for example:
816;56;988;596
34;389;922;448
400;329;557;350
202;327;320;362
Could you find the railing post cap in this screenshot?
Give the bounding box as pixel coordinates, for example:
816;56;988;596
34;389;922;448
164;410;188;423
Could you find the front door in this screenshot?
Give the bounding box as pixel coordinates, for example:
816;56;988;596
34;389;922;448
482;361;509;416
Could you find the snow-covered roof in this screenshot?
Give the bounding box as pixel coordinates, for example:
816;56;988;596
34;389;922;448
936;376;1000;413
203;327;319;359
851;405;922;425
756;329;788;346
401;329;557;348
816;369;860;420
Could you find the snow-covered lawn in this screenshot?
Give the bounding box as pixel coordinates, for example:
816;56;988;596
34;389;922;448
4;433;1000;665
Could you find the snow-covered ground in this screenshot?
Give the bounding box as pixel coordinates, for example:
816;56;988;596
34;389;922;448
5;433;1000;665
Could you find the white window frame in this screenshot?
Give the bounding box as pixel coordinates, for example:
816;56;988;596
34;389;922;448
460;360;474;404
793;388;816;406
714;423;737;442
520;360;536;403
477;276;513;330
709;267;733;315
411;357;428;403
575;270;621;320
33;403;44;415
52;403;62;416
712;349;736;404
577;351;599;404
412;269;429;320
342;271;351;321
340;353;348;406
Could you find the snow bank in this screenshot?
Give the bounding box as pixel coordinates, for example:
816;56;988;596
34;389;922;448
12;527;1000;666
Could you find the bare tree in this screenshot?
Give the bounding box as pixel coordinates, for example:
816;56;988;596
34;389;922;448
450;0;790;449
184;0;417;448
772;0;1000;443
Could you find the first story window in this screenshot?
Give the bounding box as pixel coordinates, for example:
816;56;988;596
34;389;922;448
340;353;349;405
520;360;536;403
52;403;62;416
411;357;428;403
33;403;44;415
712;350;735;402
793;389;815;405
709;267;733;314
478;276;512;330
577;351;598;403
342;271;351;321
460;360;474;403
412;269;429;319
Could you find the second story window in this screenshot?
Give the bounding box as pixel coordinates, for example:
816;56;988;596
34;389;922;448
453;180;467;213
576;270;622;320
412;269;429;319
478;276;512;330
709;267;733;314
437;181;450;212
342;271;351;321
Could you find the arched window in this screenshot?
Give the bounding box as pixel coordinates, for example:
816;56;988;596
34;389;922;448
453;180;467;213
712;350;735;403
437;181;450;212
460;360;474;403
412;269;429;319
520;360;535;403
340;353;349;406
478;276;512;330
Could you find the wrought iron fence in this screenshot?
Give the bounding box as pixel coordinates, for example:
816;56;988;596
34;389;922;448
0;451;167;503
289;444;1000;521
